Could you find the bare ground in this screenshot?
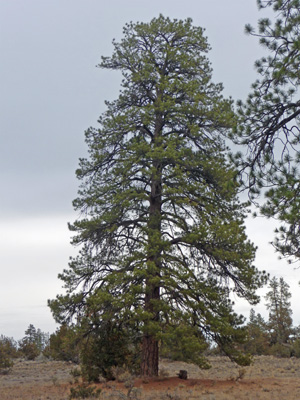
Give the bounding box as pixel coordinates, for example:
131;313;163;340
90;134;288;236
1;356;300;399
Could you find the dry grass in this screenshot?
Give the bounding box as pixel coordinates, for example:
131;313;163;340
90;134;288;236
1;356;300;399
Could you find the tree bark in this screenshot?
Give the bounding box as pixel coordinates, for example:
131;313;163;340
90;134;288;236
141;109;163;376
141;182;161;376
141;285;160;376
141;334;159;376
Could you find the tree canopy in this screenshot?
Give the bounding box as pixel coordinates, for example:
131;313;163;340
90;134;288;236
235;0;300;261
49;15;267;376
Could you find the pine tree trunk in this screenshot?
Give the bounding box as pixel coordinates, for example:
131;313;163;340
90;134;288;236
141;331;159;376
141;275;160;376
141;107;163;377
141;172;161;376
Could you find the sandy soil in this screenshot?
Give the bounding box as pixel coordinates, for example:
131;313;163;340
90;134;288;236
1;356;300;399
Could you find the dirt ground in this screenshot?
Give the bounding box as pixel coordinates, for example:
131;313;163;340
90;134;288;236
1;356;300;399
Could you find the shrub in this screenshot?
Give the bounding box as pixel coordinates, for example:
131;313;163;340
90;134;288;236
110;366;133;383
291;339;300;357
0;347;13;373
69;384;101;399
0;335;20;373
0;335;18;358
79;321;140;382
269;343;293;358
70;367;82;378
18;341;40;360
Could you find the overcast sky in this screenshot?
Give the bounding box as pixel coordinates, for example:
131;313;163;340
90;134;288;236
1;0;298;340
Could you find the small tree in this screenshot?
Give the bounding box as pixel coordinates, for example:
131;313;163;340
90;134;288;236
79;320;139;381
46;325;79;362
243;309;270;355
0;335;18;359
49;15;267;376
265;277;293;345
0;346;13;372
35;329;50;352
0;335;18;372
19;324;49;360
24;324;37;343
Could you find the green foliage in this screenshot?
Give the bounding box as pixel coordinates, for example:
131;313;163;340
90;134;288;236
290;338;300;358
49;15;267;376
69;384;101;399
242;309;270;355
265;277;293;345
35;328;50;352
47;318;139;382
160;323;210;368
235;0;300;262
46;325;80;363
241;279;296;358
0;336;16;372
268;342;292;358
249;310;269;354
0;355;13;372
25;324;37;343
18;324;50;360
18;341;40;360
217;323;253;366
79;318;140;381
0;335;18;359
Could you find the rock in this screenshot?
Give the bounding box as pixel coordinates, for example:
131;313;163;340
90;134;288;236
178;370;188;380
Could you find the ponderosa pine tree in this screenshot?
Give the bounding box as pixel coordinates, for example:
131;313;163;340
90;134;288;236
265;277;293;345
49;16;267;376
235;0;300;261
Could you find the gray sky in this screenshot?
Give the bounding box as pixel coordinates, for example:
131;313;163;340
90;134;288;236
1;0;298;340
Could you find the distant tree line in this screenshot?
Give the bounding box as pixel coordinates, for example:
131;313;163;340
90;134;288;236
240;277;300;358
0;324;50;371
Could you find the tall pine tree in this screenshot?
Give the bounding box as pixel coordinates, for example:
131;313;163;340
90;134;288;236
49;16;267;376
